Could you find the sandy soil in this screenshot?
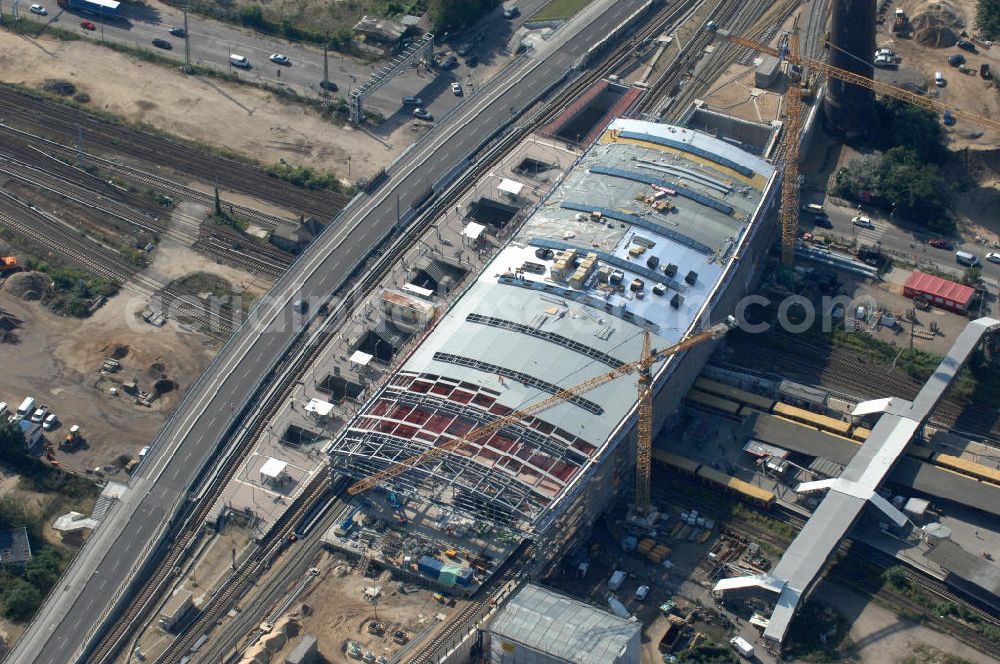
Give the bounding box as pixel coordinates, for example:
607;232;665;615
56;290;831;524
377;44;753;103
0;30;396;179
811;583;996;664
267;551;464;663
876;0;1000;150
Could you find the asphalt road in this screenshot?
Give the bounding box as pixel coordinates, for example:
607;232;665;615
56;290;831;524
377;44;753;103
801;199;1000;289
20;0;550;125
5;1;652;662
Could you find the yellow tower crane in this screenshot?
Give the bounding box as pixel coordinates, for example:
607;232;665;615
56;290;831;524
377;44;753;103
708;25;1000;267
347;317;738;513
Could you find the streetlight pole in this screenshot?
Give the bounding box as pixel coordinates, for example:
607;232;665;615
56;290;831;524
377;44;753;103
183;0;191;72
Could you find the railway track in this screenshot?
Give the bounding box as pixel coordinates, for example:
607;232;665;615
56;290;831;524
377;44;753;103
723;331;1000;442
654;477;1000;658
194;223;294;278
0;86;351;221
157;475;334;662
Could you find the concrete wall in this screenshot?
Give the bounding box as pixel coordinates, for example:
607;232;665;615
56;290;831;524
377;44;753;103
824;0;876;137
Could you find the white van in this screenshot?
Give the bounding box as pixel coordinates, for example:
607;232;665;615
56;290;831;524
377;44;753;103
15;396;36;421
801;203;824;214
229;54;251;69
730;636;754;659
956;250;980;267
934;71;945;86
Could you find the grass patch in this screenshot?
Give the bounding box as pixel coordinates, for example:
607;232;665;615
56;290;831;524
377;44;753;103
904;643;979;664
0;17;81;41
530;0;593;21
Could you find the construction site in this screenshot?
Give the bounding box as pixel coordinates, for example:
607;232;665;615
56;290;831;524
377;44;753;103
2;0;1000;662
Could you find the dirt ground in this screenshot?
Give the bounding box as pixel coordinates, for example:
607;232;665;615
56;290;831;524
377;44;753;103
0;220;271;474
876;0;1000;150
0;30;397;179
267;550;465;663
810;583;997;664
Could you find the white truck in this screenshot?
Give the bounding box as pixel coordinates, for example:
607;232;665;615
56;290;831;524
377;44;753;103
730;636;754;659
15;396;36;421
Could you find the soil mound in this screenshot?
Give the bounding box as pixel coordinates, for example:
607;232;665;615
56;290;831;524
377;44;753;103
3;271;49;301
911;0;965;47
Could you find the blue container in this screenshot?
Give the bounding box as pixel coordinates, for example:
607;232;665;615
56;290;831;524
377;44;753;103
418;555;443;578
456;568;474;587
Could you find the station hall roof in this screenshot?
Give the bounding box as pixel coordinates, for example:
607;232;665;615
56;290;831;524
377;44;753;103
489;584;640;664
327;120;776;532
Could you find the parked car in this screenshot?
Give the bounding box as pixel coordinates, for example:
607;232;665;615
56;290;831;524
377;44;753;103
42;413;58;431
948;54;966;67
852;215;875;229
464;55;479;67
451;82;463;96
401;96;423;106
956;39;977;53
412;108;433;121
152;38;173;50
319;80;338;92
168;26;186;37
30;405;49;424
503;6;520;18
80;19;96;30
439;55;459;70
29;4;47;15
814;214;833;229
270;53;291;65
929;238;954;249
986;252;1000;264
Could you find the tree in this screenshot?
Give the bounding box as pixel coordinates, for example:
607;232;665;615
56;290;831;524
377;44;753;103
978;0;1000;39
24;547;63;594
2;579;42;622
874;99;946;162
961;266;983;287
427;0;499;31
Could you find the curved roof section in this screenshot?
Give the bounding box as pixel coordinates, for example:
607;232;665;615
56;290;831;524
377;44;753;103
327;120;777;532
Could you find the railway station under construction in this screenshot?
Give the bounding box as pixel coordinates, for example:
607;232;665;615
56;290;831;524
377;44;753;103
322;116;781;590
714;316;1000;646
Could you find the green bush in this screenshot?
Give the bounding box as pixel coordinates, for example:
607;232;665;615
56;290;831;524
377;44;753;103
2;578;42;622
978;0;1000;39
833;147;951;232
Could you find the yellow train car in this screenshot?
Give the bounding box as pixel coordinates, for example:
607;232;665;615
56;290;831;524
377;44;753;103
652;449;701;475
933;454;1000;486
851;426;872;443
772;402;852;436
695;464;776;509
693;377;776;412
684;389;741;416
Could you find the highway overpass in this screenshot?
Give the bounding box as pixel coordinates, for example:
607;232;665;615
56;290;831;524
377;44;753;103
5;0;657;661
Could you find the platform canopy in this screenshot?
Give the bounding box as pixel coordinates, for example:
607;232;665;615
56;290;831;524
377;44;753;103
260;457;288;482
461;222;486;242
350;350;374;367
305;398;335;416
497;178;524;196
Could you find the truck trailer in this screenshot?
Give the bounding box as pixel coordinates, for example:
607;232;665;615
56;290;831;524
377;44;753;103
57;0;120;17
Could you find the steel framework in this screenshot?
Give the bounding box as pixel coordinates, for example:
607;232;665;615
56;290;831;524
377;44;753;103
349;34;434;124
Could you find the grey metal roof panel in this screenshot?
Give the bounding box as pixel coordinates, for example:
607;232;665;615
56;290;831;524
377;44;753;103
489;584;640;664
925;540;1000;598
909;317;1000;415
771;493;863;591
